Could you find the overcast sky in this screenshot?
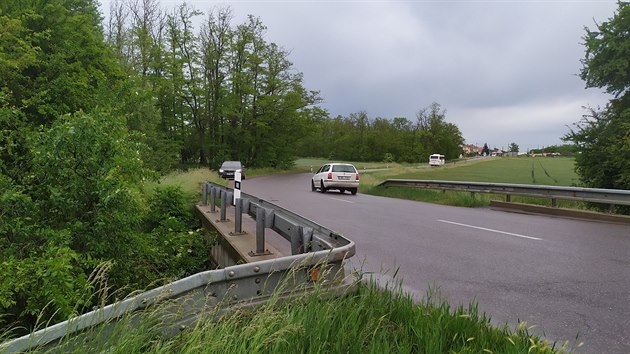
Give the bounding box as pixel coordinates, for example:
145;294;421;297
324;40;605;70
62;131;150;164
100;0;619;152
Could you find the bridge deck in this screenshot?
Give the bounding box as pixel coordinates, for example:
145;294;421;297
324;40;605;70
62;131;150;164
195;204;288;267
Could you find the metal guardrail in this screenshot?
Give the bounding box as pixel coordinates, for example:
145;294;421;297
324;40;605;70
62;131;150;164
201;182;348;257
1;182;356;353
378;179;630;208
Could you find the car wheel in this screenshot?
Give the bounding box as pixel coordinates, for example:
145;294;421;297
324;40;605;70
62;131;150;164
320;180;326;193
350;188;357;195
340;189;346;194
311;180;316;191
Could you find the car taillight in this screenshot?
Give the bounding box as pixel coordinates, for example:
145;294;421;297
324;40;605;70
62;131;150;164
356;172;360;180
327;172;332;179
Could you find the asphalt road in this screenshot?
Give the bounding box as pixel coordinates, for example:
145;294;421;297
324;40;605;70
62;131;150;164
242;173;630;354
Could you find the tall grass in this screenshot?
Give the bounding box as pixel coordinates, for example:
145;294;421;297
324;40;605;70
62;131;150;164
24;270;569;354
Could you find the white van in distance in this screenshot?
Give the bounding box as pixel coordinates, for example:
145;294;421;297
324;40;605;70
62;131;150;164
429;154;445;166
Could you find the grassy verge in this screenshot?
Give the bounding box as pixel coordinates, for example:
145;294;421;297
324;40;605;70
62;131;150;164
31;277;568;354
356;157;588;209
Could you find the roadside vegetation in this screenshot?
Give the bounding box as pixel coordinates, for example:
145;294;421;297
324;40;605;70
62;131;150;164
17;278;568;354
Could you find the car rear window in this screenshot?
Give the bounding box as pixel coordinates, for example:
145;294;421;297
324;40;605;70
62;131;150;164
332;165;356;173
222;162;241;169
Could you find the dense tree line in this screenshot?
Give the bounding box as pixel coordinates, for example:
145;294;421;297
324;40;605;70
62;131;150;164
565;2;630;204
297;103;464;163
529;144;577;155
104;0;320;169
102;0;464;167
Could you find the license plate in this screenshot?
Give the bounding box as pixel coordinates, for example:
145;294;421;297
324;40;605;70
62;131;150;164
338;176;350;180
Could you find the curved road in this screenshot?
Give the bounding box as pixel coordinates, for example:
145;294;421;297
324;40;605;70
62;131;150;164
243;173;629;354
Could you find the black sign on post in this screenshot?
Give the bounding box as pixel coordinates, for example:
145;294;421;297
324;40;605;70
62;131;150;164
234;169;242;204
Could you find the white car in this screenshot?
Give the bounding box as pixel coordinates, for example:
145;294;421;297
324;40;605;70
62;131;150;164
311;163;359;195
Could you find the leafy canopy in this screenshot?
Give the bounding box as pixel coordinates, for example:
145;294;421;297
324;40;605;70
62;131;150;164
565;2;630;207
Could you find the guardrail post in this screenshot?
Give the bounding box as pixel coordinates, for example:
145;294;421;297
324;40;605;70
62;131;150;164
210;186;217;213
250;206;272;256
505;194;511;202
551;198;558;208
256;207;265;253
302;227;313;253
220;190;227;221
230;198;245;236
290;225;304;255
202;183;208;205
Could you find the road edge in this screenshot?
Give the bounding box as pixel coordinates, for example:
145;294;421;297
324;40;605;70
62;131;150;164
489;200;630;224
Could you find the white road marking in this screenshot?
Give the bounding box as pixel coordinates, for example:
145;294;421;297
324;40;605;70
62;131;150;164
329;197;355;204
438;220;542;241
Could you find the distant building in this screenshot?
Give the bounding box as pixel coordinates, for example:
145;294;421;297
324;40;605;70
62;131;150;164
463;144;482;155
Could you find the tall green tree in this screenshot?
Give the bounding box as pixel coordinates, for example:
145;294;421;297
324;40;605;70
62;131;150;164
565;2;630;195
200;7;234;167
481;143;490;156
416;102;464;161
0;0;121;126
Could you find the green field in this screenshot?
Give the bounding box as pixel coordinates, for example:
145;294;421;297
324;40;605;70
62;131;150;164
354;157;581;208
296;157;579;186
392;157;579;186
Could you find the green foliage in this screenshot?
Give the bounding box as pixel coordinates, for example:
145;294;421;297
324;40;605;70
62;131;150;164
296;103;464;163
508;142;519;152
580;2;630;97
0;0;121;126
1;111;211;334
568;2;630;209
0;94;32;182
0;174;91;330
482;143;490;156
415;102;464;161
0;245;90;325
143;185;209;277
565;106;630;191
30;112;148;262
0;0;211;336
107;3;318;169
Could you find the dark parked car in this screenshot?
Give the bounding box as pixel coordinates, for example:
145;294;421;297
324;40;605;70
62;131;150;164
218;161;245;179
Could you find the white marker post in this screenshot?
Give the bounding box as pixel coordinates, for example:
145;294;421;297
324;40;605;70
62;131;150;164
234;169;242;204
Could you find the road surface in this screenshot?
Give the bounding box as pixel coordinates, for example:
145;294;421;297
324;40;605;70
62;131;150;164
242;173;630;354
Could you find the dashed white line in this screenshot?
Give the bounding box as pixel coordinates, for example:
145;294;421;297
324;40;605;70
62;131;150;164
329;197;355;204
438;220;542;241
